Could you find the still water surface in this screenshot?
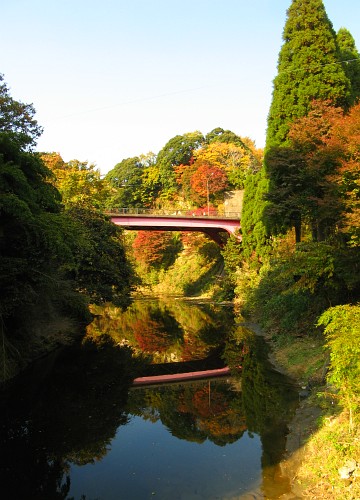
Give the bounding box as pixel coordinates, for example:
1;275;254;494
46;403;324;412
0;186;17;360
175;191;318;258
1;299;299;499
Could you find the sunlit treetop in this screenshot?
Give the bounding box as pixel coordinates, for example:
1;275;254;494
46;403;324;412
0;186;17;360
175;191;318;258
0;73;42;150
156;131;205;192
337;27;360;106
266;0;351;148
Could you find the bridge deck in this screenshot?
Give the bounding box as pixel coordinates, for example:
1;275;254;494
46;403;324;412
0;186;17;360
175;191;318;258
107;209;241;245
106;208;240;218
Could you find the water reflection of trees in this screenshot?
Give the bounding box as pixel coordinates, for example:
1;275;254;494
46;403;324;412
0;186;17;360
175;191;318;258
88;299;235;363
122;326;298;458
127;380;247;446
1;307;299;500
229;326;299;499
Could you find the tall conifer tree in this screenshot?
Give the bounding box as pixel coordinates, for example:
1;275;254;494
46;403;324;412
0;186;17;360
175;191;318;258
266;0;351;148
337;27;360;105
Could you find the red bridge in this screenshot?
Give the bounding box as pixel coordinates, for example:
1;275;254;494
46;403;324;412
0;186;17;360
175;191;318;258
107;209;241;245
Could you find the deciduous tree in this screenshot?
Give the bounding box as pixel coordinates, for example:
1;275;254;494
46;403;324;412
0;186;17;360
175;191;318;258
193;142;257;189
265;100;344;242
132;230;179;270
327;102;360;245
0;73;42;149
156;131;204;195
42;154;111;209
190;164;228;200
0;84;65;323
66;207;135;308
105;156;144;208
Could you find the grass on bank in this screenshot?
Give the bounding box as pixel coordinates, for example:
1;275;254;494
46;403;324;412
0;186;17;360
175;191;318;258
267;310;360;499
270;334;327;383
295;398;360;499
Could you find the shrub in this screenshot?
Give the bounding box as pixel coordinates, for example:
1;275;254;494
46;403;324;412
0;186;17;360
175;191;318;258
318;304;360;429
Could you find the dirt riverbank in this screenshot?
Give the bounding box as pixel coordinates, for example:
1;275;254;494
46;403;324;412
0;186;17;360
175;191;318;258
242;322;327;499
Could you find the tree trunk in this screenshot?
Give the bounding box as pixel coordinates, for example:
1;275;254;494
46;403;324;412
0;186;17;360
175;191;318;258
311;223;318;242
294;219;301;243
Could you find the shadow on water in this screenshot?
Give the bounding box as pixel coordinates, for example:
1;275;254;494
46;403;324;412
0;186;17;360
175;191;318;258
0;336;137;500
0;300;299;500
231;327;300;498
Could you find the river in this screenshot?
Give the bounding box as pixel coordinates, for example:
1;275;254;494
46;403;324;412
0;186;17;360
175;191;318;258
0;298;299;499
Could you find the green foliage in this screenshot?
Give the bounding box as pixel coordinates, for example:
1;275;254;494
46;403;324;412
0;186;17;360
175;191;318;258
183;253;223;297
266;0;351;148
287;243;336;293
42;155;111;210
0;137;67;322
205;127;249;149
105;156;146;207
337;27;360;105
263;146;304;241
318;304;360;418
65;207;135;309
0;83;101;381
156;131;205;194
148;234;222;297
0;74;137;383
244;242;360;336
218;234;243;300
0;138;61;217
102;153;161;209
221;234;242;276
244;258;315;335
240;168;271;265
0;73;43;150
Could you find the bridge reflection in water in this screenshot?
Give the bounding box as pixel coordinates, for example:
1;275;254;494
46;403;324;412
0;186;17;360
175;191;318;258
132;366;231;386
107;208;241;245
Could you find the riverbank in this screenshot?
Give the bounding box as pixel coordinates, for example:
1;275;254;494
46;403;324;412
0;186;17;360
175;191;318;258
268;335;326;499
1;313;88;387
248;322;360;499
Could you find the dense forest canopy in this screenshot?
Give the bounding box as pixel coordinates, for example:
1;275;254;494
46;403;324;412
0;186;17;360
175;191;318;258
104;128;262;212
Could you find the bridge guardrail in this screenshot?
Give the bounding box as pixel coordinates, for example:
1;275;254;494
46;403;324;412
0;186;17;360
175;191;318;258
106;208;241;219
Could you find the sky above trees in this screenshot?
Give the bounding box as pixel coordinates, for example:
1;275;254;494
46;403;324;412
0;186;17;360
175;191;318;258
2;0;360;174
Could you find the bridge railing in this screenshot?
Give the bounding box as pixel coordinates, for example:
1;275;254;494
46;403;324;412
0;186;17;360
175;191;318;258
106;208;241;219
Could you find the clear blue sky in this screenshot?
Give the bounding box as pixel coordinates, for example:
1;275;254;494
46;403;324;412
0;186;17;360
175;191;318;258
2;0;360;174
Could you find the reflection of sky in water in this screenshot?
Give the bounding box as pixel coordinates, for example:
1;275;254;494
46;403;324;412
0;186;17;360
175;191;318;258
68;416;262;500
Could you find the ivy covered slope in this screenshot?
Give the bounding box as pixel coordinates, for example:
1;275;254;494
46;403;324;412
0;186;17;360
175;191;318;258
0;75;136;383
